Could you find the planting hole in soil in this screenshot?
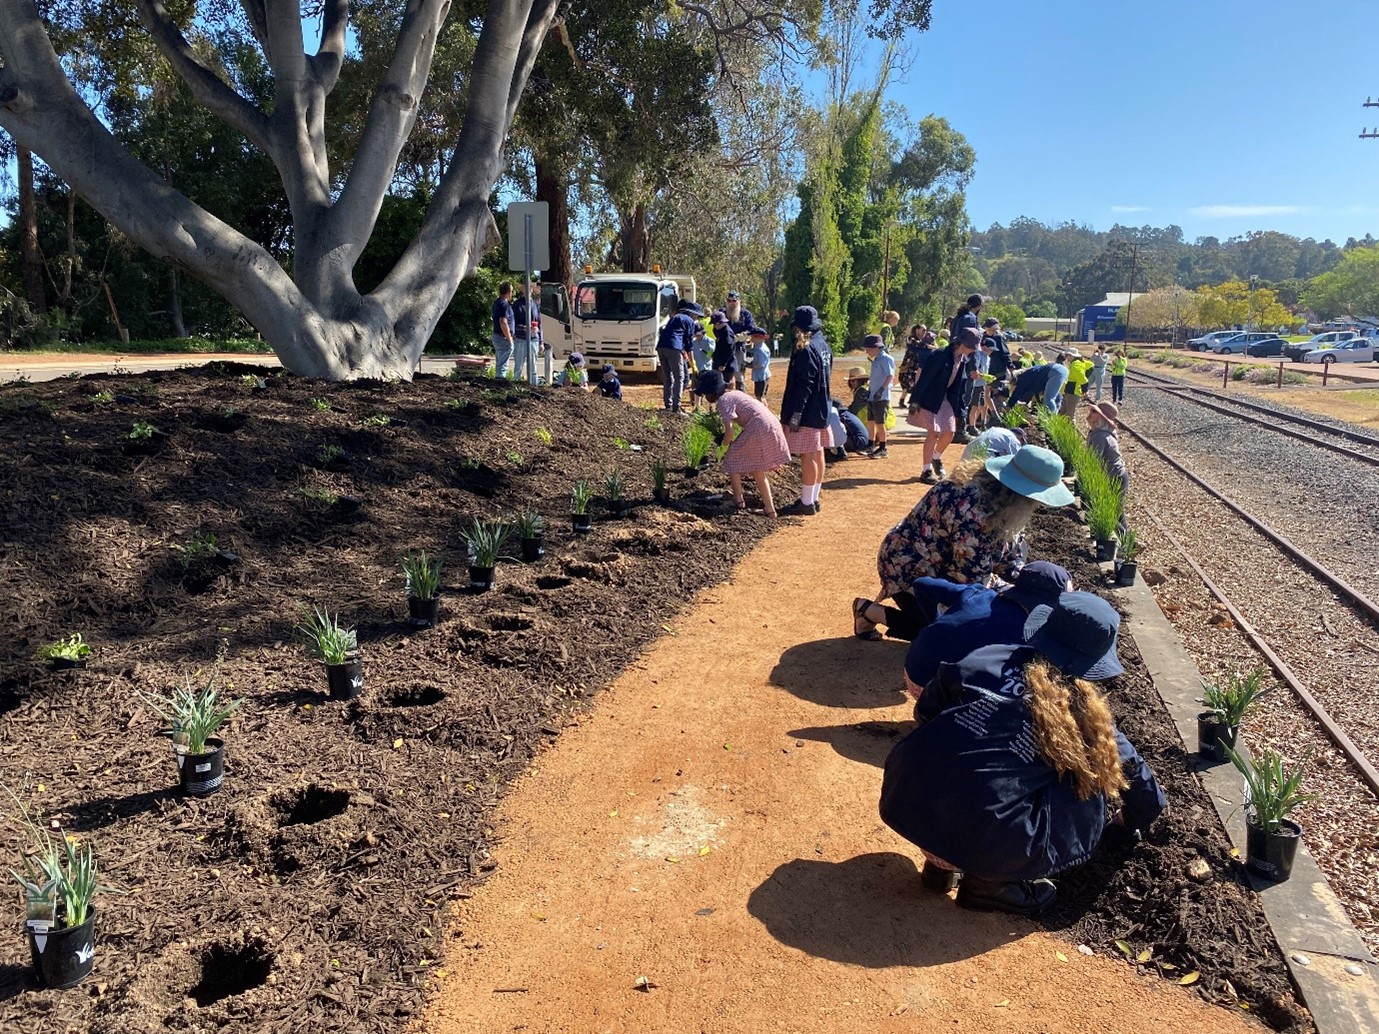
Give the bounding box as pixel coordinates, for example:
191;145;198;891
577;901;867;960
188;940;274;1007
271;785;351;827
387;685;445;708
486;614;534;632
536;575;573;590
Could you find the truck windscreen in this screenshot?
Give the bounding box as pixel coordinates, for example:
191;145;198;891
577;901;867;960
576;283;657;321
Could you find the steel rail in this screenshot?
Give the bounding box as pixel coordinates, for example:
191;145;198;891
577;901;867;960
1143;509;1379;798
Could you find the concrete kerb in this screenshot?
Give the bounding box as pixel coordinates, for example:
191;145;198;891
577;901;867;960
1113;570;1379;1033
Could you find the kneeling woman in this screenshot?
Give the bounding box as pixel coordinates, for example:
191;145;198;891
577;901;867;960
696;370;790;518
879;592;1165;915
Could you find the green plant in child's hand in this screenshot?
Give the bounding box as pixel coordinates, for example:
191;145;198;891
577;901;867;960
127;421;156;440
401;552;443;601
37;634;91;663
515;508;545;538
141;672;243;755
683;423;715;468
1001;405;1029;430
298;607;358;664
461;519;511;566
1224;744;1316;833
604;467;625;503
1201;669;1267;727
651;458;668;491
571;479;593;515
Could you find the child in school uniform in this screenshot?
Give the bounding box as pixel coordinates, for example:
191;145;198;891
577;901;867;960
557;352;589;390
597;363;623;400
749;328;773;399
847;367;870;419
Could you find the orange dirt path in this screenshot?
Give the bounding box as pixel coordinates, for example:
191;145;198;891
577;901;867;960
424;432;1260;1034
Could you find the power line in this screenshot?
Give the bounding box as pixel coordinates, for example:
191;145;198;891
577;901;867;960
1361;97;1379;138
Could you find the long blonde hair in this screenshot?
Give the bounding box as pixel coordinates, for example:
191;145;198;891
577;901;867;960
948;459;1041;541
1024;660;1126;800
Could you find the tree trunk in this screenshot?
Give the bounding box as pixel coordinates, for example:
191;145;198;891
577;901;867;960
621;203;650;273
17;147;45;313
168;266;187;338
60;188;75;312
535;152;572;290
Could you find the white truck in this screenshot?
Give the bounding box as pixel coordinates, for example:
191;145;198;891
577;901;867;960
540;268;698;375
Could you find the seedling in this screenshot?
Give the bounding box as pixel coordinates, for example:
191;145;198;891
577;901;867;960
359;413;390;428
91;390;114;404
316;444;346;465
1118;527;1140;562
458;456;482;469
614;437;631;452
534;427;553;446
571;479;593;515
298;607;358;665
506;450;525;467
461;520;510;567
644;415;662;432
683;424;714;468
127;421;156;441
171;531;219;569
515;508;545;538
36;634;91;664
1001;405;1029;429
1201;669;1267;728
566;367;586;386
310;397;331;412
604;467;626;505
446;398;468;411
141;672;243;755
651;458;668;492
239;374;262;390
300;486;339;505
401;552;443;601
1224;744;1316;833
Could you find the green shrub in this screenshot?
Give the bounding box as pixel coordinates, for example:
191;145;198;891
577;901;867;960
683;423;715;468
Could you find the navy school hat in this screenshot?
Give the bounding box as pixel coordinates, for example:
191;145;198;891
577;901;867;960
791;305;823;333
1023;591;1125;681
696;370;726;397
1001;561;1072;614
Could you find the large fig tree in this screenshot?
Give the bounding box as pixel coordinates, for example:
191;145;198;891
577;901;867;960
0;0;559;379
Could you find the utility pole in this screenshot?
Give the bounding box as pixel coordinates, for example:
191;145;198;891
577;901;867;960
1360;97;1379;138
1248;274;1258;330
1122;243;1140;346
880;224;892;323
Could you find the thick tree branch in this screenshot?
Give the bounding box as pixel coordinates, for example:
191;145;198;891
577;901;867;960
504;0;563;126
312;0;350;93
261;0;307;83
130;0;276;158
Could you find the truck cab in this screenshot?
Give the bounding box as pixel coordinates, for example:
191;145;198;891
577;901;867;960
540;271;697;375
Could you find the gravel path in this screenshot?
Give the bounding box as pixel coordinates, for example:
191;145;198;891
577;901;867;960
1115;389;1379;957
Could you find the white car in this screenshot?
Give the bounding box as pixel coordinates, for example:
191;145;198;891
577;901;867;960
1302;338;1376;364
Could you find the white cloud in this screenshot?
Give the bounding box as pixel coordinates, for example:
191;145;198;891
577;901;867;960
1190;204;1304;218
1111;205;1150;213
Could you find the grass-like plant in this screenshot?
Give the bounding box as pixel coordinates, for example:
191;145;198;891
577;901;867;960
506;449;525;467
127;421;156;441
1224;744;1316;833
37;634;91;663
651;458;668;491
1202;669;1267;727
142;672;243;754
515;508;545;538
1001;405;1030;430
534;427;553;446
690;409;725;442
644;415;662;432
171;531;219;568
461;519;511;567
359;413;390;428
310;397;331;411
300;486;339;505
1080;454;1123;541
298;607;358;665
571;479;593;515
683;423;715;468
1119;527;1140;562
401;552;443;600
92;390;114;404
8;806;110;931
316;443;345;465
604;467;625;504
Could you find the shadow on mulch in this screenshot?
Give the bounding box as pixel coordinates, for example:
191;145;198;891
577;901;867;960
747;851;1016;968
769;636;908;708
786;720;913;768
63;788;179;832
0;963;33;1002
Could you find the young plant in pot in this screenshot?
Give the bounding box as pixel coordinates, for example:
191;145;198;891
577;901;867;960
1114;528;1140;586
37;634;91;671
121;420;167;456
571;479;594;535
604;467;627;515
1224;744;1316;881
683;423;714;476
172;531;239;593
142;673;243;796
1078;456;1122;561
401;552;443;627
1197;668;1266;762
299;607;362;699
10;811;112;990
462;519;510;591
516;509;545;562
651;458;670;505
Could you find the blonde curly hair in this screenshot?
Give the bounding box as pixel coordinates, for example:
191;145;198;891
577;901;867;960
1023;660;1127;800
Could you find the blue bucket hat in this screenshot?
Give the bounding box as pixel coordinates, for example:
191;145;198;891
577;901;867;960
1001;561;1072;613
985;445;1074;507
1023;591;1124;680
678;300;705;317
696;370;726;397
791;305;822;333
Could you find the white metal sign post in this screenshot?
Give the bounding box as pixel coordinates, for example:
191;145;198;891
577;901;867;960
507;202;549;385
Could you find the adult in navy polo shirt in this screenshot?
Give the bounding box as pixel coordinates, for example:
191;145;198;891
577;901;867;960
657;300;701;413
724;290;758;379
902;561;1073;693
491;281;515;378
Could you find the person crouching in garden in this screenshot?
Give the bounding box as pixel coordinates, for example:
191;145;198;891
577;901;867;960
779;306;833;516
879;592;1165;914
696;370;789;518
852;445;1074;640
1085;401;1130;532
907;326;981;484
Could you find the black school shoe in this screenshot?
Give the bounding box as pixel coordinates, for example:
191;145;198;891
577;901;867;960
921;864;962;893
955;876;1056;916
779;500;815;517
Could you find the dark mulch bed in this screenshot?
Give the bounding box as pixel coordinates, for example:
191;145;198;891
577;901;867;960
0;366;795;1033
1027;503;1310;1031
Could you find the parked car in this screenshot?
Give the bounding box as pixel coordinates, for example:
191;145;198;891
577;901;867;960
1209;332;1275;355
1188;331;1241;352
1302;338;1376;364
1284;331;1356;362
1245;337;1288;357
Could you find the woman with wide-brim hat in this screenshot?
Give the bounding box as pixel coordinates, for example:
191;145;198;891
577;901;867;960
879;591;1165;915
779;305;833;516
695;370;789;518
853;444;1075;641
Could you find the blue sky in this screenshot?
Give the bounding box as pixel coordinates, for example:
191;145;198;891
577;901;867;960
854;0;1379;243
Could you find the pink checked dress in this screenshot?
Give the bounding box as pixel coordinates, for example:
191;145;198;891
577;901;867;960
716;390;791;474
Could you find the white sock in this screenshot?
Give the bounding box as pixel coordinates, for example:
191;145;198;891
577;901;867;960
805;482;821;505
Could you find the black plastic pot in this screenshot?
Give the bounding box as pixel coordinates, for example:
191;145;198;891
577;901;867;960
1094;537;1116;562
1245;817;1302;881
652;487;671;505
1196;711;1237;762
407;595;440;628
468;564;495;591
572;513;592;535
176;737;224;796
520;536;545;563
1115;559;1138;586
47;657;87;672
325;655;363;700
28;907;96;989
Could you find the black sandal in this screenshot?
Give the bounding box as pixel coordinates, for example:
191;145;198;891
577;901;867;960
853;597;882;641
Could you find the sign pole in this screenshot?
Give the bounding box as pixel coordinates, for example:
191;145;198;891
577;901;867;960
523;213;534;385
